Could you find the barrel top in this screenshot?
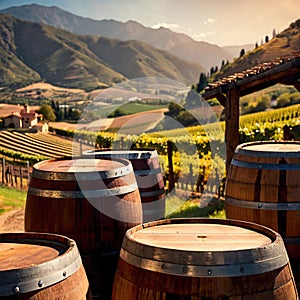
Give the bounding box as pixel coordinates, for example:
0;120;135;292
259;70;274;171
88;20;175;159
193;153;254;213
243;143;300;152
84;149;157;159
130;223;271;251
35;158;126;172
0;243;59;271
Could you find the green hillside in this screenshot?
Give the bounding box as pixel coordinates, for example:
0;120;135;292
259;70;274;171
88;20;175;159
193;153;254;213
0;14;204;91
0;15;41;87
82;36;206;83
214;20;300;80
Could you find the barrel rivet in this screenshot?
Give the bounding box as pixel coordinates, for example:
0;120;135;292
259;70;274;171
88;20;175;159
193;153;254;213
161;264;166;269
63;271;67;277
207;269;212;275
13;286;20;294
258;203;262;208
38;280;43;287
240;267;245;273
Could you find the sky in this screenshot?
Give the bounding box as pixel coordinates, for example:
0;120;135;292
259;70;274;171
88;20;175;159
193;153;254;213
0;0;299;46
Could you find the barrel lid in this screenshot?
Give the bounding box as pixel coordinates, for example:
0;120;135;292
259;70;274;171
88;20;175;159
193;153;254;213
120;218;289;277
83;148;157;159
32;157;134;180
0;233;82;296
130;223;271;252
236;141;300;157
0;243;59;271
35;157;127;172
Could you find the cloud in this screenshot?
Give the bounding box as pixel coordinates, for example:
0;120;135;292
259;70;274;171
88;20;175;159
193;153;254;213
204;18;216;24
151;22;180;30
192;31;216;41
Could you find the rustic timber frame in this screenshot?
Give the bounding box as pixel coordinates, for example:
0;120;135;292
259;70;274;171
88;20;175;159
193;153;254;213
202;53;300;172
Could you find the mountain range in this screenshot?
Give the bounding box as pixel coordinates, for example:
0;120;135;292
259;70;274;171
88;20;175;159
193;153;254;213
0;4;253;70
0;13;205;90
0;4;299;92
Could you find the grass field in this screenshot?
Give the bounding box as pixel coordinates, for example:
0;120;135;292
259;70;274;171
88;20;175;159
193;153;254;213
0;185;26;215
0;183;225;220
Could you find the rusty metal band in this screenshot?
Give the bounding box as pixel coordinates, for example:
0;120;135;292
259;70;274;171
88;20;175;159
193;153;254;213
28;183;138;198
32;163;133;181
226;196;300;210
283;237;300;245
134;168;162;176
231;159;300;170
0;237;81;296
140;188;165;198
119;245;288;277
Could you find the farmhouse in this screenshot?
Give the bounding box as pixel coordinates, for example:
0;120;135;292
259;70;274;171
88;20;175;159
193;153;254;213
2;105;44;129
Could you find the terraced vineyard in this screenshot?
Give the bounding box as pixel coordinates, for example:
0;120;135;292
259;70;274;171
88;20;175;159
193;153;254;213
0;131;89;164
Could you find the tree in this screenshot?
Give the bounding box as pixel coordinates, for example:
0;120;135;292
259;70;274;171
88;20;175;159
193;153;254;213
265;35;269;43
240;48;245;57
54;101;63;121
276;93;290;107
196;73;208;93
255;94;271;112
68;108;81;120
38;104;56;121
290;92;300;103
272;28;277;38
165;102;182;117
108;108;126;118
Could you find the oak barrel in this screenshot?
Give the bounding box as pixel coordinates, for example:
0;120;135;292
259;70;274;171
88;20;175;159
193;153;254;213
112;218;297;299
83;149;165;221
0;232;92;299
25;157;142;299
225;141;300;262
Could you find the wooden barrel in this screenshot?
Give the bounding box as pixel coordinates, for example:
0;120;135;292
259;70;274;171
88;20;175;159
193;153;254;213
83;149;165;222
225;141;300;262
112;218;298;299
25;157;142;299
0;232;92;299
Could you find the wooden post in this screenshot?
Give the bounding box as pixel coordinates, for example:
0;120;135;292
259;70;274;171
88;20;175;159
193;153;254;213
2;157;5;184
225;84;240;173
10;165;13;187
167;141;175;192
20;166;23;189
27;161;30;184
189;163;193;191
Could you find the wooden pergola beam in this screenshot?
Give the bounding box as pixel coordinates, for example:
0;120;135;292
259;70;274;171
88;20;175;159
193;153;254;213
201;57;300;174
202;59;300;101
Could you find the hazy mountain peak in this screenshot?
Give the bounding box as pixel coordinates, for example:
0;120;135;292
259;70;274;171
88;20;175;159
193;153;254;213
0;3;233;70
0;13;205;90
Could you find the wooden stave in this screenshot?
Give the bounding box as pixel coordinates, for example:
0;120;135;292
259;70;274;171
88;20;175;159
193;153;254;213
225;141;300;261
112;218;297;299
24;157;143;299
83;149;166;221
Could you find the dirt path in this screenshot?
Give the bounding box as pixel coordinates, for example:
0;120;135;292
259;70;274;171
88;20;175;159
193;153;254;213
0;208;25;232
